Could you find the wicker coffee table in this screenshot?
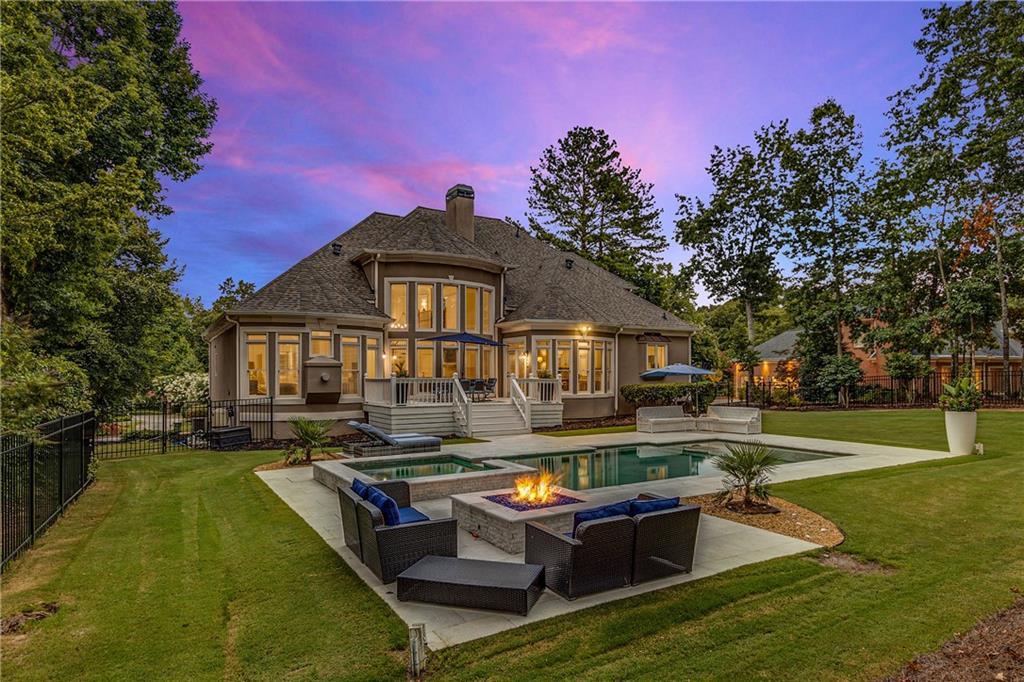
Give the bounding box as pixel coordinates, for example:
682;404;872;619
397;556;545;616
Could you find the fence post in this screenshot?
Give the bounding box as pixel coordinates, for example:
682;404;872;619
269;396;274;441
28;438;36;544
58;416;65;510
161;400;168;454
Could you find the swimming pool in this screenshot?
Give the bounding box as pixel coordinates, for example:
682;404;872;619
503;441;846;491
348;455;489;481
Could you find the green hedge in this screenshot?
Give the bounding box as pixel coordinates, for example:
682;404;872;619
620;381;720;413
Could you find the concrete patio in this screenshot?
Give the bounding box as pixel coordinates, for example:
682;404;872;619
257;431;958;650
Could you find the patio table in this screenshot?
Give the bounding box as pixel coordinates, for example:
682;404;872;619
397;556;545;616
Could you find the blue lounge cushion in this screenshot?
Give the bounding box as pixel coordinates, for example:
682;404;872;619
572;501;631;534
397;507;430;524
351;478;370;499
366;489;401;526
629;497;680;516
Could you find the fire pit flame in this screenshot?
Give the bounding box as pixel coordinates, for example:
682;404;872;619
512;470;559;505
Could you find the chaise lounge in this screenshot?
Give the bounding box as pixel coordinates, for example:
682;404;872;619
345;421;442;457
337;478;457;583
697;405;762;434
525;493;701;599
636;406;697;433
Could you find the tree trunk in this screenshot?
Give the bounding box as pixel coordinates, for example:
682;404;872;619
993;227;1011;380
744;298;756;385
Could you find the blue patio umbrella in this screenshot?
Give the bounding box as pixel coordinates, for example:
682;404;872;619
640;363;714;379
422;332;503;346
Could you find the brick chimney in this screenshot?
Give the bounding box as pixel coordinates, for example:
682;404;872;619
445;184;475;242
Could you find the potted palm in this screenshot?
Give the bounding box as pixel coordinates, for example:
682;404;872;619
939;377;981;455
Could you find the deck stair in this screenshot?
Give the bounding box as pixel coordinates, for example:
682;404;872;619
465;401;530;437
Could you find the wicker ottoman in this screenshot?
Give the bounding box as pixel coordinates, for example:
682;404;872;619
397;556;545;616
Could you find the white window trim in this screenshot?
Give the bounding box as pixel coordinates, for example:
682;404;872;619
275;333;302;400
645;342;669;371
441;283;461;332
384;277;495;336
364;333;383;382
241;332;270;399
309;330;334;359
414;283;437;333
532;335;616;397
385;281;410;331
339;334;363;397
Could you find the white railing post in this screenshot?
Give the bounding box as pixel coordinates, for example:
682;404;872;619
390;376;397;406
452;373;472;436
509;375;531;430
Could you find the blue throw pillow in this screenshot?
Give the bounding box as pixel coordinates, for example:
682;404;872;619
366;489;401;526
351;478;369;499
629;497;680;516
572;501;631;535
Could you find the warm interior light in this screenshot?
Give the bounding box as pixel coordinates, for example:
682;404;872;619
579;324;592;336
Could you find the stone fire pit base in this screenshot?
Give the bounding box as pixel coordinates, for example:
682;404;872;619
451;487;596;554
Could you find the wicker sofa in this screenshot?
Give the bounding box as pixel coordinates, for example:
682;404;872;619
636;406;697;433
697;406;762;434
337;479;457;583
525;493;702;599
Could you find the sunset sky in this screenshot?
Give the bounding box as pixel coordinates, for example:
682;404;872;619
165;2;932;305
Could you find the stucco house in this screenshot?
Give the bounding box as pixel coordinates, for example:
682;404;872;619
204;184;696;437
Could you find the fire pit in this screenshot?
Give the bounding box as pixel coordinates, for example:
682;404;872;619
484;471;582;511
451;472;594;553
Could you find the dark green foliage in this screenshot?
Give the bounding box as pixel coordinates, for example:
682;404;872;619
619;381;719;413
883;351;930;381
676;122;789;343
1;1;217;417
287;417;334;463
526;126;671;301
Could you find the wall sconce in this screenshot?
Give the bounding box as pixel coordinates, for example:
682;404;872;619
579;324;592;337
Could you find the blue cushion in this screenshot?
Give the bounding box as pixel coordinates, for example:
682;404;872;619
572;501;631;534
366;489;401;526
629;497;680;516
397;507;430;524
351;478;370;499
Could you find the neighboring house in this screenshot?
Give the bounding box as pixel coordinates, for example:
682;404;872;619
732;325;1023;396
204;184;696;437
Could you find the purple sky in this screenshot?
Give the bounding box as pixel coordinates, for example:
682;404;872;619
164;1;931;305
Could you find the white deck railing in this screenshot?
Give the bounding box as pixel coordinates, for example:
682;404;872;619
508;375;531;429
452;374;472;436
516;377;562;403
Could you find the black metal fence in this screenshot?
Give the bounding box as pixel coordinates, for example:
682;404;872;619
95;397;275;459
724;370;1024;410
2;412;95;570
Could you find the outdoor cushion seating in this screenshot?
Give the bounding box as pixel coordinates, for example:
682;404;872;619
697;406;762;434
525;512;636;600
336;479;457;582
636;406;697;433
631;493;701;584
526;493;701;598
345;421;442;456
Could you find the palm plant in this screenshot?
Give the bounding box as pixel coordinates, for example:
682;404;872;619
287;417;334;464
711;441;781;511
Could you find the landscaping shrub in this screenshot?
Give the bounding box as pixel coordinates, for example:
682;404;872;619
287;417;334;463
620;381;719;413
153;372;209;410
711;441;781;512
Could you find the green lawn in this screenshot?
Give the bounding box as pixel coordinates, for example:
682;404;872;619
540;425;637;437
2;410;1022;680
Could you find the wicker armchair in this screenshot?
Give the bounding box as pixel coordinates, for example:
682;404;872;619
524;515;635;600
632;493;701;584
337;479;457;583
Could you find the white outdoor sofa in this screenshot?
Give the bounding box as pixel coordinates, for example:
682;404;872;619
636;406;697;433
697;406;762;434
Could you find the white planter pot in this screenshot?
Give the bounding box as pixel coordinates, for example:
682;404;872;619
944;411;978;456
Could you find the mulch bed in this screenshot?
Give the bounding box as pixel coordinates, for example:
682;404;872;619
253;452;347;472
232;434;365;451
534;416;636;432
887;596;1024;681
682;493;845;547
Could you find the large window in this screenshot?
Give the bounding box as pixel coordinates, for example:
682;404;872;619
365;337;379;379
245;333;268;396
556;341;571;392
416;283;434;330
416;342;435;378
482;289;493;334
465;343;481;379
465;286;479;333
646;343;667;370
482;346;495;379
593;341;604;393
310;330;332;358
389;283;408;330
342;336;360;394
278;333;300;397
441;342;460;377
577;340;590;394
442;284;459;331
536;341;551;378
389;339;408;376
506;341;525;379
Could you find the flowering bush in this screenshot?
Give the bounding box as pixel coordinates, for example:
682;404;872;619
154;372;209;409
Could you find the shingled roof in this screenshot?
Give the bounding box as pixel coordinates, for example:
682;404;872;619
231;205;694;331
